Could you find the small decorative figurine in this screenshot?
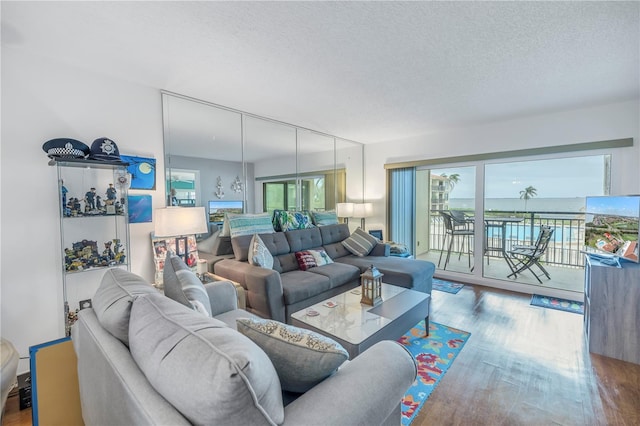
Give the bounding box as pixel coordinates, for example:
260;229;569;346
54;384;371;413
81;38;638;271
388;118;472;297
85;187;97;211
96;195;102;210
106;183;117;202
103;241;115;260
60;180;69;215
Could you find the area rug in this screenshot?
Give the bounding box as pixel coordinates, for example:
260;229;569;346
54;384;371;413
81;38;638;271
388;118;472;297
530;294;584;314
432;278;465;294
398;321;471;425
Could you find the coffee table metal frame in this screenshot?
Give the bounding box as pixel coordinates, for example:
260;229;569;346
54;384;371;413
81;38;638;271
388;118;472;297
291;283;430;359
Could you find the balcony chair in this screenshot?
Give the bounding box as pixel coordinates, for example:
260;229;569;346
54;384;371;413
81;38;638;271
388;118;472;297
438;211;474;270
505;225;554;283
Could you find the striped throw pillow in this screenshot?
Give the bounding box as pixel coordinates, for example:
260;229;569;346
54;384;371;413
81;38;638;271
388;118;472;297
227;213;275;238
341;228;378;257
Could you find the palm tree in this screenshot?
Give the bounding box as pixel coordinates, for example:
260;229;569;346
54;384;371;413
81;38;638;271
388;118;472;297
519;186;537;211
441;173;461;192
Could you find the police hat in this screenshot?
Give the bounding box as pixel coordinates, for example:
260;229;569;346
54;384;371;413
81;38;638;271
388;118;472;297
89;137;122;162
42;138;90;159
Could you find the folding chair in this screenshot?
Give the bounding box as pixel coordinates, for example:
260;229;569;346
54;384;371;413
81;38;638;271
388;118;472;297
505;225;554;283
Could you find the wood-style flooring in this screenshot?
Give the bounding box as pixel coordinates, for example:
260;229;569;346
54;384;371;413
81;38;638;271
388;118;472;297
4;284;639;425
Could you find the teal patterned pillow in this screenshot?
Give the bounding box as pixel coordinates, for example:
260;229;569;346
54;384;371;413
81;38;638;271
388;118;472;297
311;210;338;226
227;213;275;238
277;211;315;232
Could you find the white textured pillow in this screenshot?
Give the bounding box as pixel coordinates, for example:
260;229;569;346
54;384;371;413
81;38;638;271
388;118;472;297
236;318;349;393
197;230;219;254
309;249;333;266
342;227;378;257
248;234;274;269
227;213;275;238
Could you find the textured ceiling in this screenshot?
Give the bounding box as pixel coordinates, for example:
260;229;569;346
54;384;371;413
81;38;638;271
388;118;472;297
2;1;639;144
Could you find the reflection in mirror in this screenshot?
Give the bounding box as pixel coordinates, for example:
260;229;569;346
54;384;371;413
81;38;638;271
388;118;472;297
162;93;244;221
162;91;365;227
245;115;297;212
297;130;339;212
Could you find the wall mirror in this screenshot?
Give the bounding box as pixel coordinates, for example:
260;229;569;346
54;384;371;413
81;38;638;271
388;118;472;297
161;91;364;228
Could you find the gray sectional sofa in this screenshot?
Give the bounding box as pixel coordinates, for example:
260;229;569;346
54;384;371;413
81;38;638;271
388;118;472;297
72;267;417;425
214;223;436;323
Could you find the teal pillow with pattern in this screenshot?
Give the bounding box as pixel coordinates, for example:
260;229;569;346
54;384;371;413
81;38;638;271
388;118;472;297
277;211;314;232
311;210;338;226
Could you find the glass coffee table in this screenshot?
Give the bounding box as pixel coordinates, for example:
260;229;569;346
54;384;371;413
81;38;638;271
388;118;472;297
291;283;430;359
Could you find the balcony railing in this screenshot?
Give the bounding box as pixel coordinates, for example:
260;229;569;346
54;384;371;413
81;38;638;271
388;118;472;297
429;210;586;268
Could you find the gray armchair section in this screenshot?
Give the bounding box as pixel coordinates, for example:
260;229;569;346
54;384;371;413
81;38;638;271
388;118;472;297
72;269;417;426
214;223;435;322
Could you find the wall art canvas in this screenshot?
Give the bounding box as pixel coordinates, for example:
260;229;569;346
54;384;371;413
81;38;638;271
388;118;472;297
121;155;156;190
127;194;152;223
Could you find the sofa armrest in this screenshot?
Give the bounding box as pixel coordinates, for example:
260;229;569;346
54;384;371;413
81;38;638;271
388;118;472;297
203;280;238;316
283;340;416;426
244;267;286;323
370;242;390;257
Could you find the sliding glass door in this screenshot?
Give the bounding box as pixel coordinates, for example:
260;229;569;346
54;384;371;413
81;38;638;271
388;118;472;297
395;152;610;293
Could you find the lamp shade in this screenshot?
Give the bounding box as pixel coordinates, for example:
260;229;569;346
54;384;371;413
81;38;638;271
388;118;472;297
352;203;373;218
154;206;208;237
336;202;354;218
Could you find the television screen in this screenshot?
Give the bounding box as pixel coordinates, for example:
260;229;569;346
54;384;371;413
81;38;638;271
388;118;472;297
584;195;640;263
208;200;243;223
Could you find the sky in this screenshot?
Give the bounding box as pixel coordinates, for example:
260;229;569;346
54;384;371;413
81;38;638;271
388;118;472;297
431;155;608;199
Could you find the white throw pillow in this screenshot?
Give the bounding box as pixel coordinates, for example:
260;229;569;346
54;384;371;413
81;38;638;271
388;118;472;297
248;234;274;269
309;249;334;266
197;230;220;254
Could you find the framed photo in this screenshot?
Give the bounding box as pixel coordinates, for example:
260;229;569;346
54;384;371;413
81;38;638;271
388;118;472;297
120;155;156;190
150;233;200;285
369;229;383;241
127;194;152;223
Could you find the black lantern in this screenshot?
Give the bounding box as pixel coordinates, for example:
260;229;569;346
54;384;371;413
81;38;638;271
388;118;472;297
360;264;383;306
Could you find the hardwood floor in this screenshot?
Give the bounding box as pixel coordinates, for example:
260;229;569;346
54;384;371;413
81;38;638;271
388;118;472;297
415;284;640;426
3;284;639;426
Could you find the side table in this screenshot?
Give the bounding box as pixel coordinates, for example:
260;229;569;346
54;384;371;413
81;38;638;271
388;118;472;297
203;272;246;310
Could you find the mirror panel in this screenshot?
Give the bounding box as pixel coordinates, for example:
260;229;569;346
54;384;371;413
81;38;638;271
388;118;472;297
163;94;243;212
162;92;365;222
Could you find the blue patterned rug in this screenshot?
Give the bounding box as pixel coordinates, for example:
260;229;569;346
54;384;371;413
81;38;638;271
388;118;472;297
530;294;584;314
432;279;465;294
398;322;470;425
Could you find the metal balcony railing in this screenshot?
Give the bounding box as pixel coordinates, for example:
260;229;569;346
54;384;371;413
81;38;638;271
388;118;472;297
429;210;586;268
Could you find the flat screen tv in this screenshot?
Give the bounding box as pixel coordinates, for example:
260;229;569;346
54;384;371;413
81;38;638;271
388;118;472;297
584;195;640;263
208;200;243;223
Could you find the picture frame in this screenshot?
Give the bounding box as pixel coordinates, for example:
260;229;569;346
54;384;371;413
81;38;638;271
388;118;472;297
150;233;199;285
369;229;383;241
127;194;152;223
79;299;92;310
120;155;156;190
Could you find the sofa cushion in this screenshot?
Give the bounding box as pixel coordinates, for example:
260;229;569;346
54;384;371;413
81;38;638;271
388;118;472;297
227;213;275;238
285;227;324;253
232;232;290;262
281;271;332;305
319;223;351;245
295;251;317;271
248;234;274;269
92;268;158;345
336;256;435;294
307;262;360;289
129;293;284;425
342;228;378;257
236;318;349;393
311;210;338;226
163;253;212;317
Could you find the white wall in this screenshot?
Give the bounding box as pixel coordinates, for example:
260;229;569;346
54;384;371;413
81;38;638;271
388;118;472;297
364;100;640;237
1;49;165;373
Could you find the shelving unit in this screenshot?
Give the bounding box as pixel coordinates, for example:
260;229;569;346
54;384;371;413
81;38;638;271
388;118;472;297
53;158;130;335
584;255;640;365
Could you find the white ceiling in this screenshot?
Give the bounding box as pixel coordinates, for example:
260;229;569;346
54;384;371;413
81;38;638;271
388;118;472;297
2;1;639;144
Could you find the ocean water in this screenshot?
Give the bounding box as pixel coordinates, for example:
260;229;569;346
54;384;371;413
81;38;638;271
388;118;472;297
449;197;586;213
